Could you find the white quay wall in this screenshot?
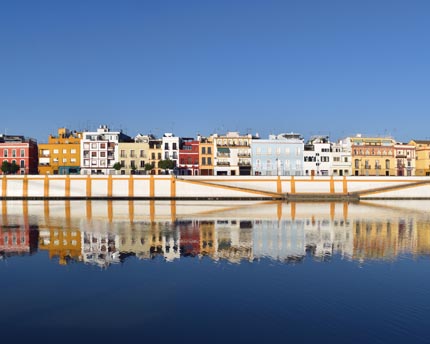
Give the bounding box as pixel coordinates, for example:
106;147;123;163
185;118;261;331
1;175;430;199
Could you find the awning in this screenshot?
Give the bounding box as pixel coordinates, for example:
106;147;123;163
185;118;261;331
217;147;230;153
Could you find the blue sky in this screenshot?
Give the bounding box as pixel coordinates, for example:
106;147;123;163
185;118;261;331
1;0;429;143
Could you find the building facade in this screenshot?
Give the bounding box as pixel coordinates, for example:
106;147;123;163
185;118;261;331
0;134;38;174
409;140;430;176
350;135;396;176
80;125;132;175
118;134;153;175
198;135;214;176
213;132;254;176
303;135;332;177
251;133;304;176
38;128;82;175
178;138;199;176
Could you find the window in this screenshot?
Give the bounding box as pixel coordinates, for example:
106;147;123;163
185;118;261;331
158;153;161;160
151;153;155;159
207;147;212;154
207;157;212;165
62;158;67;163
140;161;145;168
53;149;59;154
63;149;67;154
20;160;25;168
202;157;206;165
140;150;145;158
91;143;97;149
130;150;135;158
100;152;106;157
202;147;206;154
3;150;7;157
12;150;16;157
164;143;169;150
20;149;25;157
173;143;177;150
71;158;76;163
71;149;76;154
91;152;97;157
100;143;106;149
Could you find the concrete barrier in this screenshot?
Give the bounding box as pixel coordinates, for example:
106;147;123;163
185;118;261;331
1;175;430;200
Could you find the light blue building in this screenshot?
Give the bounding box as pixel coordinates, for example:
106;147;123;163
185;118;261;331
251;133;304;176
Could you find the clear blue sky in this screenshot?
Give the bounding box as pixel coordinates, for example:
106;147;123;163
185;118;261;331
1;0;429;143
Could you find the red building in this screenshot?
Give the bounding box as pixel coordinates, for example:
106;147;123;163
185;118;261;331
0;224;39;259
178;138;199;176
0;134;38;174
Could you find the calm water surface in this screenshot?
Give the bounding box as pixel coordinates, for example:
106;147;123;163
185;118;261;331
1;200;430;343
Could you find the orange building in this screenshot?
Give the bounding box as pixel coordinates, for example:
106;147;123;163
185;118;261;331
38;128;82;175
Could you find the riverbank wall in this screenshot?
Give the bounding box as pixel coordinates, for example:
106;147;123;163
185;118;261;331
2;175;430;200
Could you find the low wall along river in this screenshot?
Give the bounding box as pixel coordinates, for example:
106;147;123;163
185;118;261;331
2;175;430;200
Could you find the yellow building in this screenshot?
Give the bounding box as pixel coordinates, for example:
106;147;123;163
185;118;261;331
199;136;214;175
118;134;151;174
148;137;163;175
38;128;82;175
38;227;82;265
350;135;396;176
353;219;399;261
408;140;430;176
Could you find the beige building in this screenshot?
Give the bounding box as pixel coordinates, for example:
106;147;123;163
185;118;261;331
350;135;396;176
408;140;430;176
198;135;214;175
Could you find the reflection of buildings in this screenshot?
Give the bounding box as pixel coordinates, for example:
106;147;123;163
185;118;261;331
39;227;82;265
304;217;353;260
5;201;430;266
82;232;121;268
0;224;39;259
216;220;253;263
254;220;305;262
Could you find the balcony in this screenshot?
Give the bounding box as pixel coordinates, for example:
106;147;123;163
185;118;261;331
238;153;251;157
217;161;230;166
217;152;230;157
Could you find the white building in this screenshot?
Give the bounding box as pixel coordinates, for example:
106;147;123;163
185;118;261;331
213;132;254;176
80;125;132;175
303;135;332;177
331;138;352;176
162;133;180;171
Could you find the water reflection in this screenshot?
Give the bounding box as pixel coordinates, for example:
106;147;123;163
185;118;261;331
1;200;430;267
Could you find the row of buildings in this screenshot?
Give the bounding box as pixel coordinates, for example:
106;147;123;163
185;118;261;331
2;125;430;176
1;215;428;266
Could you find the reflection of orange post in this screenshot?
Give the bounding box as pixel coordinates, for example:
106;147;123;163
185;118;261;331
291;202;296;220
330;176;335;194
44;200;50;224
65;200;71;227
171;200;176;222
128;200;134;224
1;201;7;226
107;200;113;222
343;202;348;220
277;202;282;221
150;200;155;223
86;200;92;221
330;202;335;220
23;200;28;227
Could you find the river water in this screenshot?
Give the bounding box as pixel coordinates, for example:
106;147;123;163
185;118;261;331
1;200;430;343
